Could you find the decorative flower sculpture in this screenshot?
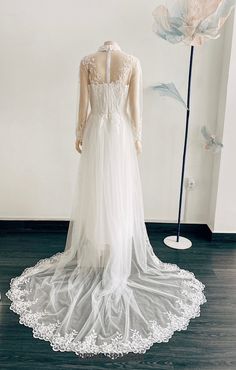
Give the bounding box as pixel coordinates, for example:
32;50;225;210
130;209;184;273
153;0;236;46
152;0;235;249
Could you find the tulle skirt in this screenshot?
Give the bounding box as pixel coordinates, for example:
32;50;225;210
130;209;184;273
6;111;207;359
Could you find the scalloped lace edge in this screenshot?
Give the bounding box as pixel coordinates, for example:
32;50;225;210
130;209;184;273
6;252;207;359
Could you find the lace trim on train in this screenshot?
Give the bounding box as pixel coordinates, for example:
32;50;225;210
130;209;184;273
6;247;207;359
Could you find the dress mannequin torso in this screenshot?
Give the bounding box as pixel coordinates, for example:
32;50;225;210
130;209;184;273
75;40;143;154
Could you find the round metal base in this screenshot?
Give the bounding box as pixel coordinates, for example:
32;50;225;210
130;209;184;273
163;235;192;250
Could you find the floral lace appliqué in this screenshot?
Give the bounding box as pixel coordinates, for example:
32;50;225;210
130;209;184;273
6;249;207;359
81;53;136;87
81;55;103;85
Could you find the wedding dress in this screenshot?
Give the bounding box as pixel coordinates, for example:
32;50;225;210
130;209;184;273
6;41;207;359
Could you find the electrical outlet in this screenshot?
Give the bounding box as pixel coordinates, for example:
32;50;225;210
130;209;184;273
186;178;195;189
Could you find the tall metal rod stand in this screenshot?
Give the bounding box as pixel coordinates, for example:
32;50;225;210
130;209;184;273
176;45;194;242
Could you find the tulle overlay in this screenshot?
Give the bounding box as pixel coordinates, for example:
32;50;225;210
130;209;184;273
6;82;207;359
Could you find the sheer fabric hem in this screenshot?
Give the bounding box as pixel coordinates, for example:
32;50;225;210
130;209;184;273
6;252;207;360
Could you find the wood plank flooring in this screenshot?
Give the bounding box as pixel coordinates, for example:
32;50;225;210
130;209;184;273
0;227;236;370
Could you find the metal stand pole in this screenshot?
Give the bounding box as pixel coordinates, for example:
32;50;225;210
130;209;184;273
164;45;194;250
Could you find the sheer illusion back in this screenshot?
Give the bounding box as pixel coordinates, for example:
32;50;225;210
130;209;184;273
6;41;206;359
76;43;142;143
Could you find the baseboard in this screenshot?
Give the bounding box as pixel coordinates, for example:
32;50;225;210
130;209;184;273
208;232;236;242
0;220;69;233
145;221;210;234
0;220;235;242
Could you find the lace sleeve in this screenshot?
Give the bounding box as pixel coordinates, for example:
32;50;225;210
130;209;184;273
75;58;90;142
128;57;143;142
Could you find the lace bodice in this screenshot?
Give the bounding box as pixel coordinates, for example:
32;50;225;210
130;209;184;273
75;42;143;143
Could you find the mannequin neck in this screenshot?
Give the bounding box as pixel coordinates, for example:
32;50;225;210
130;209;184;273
98;41;121;52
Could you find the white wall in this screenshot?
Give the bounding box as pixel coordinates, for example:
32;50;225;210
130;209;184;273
0;0;234;228
209;13;236;233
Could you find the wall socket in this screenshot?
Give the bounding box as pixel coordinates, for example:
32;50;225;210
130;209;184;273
186;178;196;189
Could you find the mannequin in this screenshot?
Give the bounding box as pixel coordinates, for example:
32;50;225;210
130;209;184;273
75;40;142;155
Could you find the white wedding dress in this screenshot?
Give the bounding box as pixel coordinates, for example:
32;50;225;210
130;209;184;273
6;42;207;359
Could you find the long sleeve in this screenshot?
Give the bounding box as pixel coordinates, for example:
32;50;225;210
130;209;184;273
128;58;143;142
75;59;90;142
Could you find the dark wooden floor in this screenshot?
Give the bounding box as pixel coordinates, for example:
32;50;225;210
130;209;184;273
0;227;236;370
